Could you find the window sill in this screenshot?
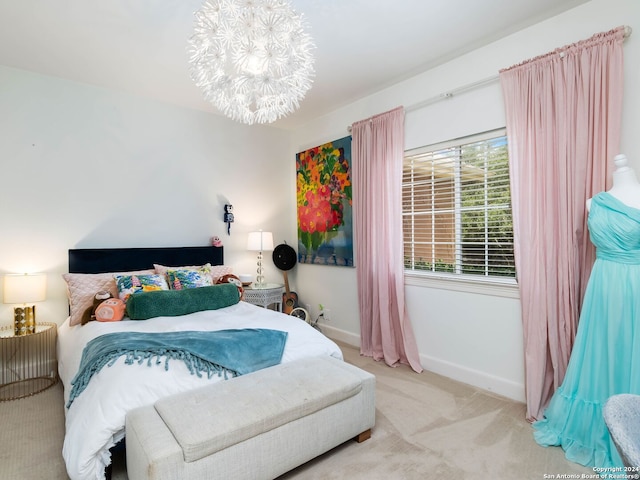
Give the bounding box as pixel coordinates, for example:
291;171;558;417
404;271;520;299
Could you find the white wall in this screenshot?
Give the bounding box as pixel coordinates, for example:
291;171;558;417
291;0;640;401
0;66;294;326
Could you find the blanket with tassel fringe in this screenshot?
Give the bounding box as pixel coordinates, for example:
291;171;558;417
67;328;288;408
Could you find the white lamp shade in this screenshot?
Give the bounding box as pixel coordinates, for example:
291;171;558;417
247;231;274;252
3;273;47;304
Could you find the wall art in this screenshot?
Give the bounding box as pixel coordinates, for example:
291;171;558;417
296;136;353;266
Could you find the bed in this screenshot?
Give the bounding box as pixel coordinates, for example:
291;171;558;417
58;246;343;480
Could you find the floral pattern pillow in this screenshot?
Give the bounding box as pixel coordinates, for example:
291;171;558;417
154;263;212;277
154;263;233;283
166;268;214;290
114;274;169;303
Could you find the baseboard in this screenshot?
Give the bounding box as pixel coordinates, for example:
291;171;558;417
420;353;525;402
322;324;525;403
320;324;360;348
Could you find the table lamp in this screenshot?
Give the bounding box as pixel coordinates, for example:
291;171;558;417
3;273;47;336
247;230;274;287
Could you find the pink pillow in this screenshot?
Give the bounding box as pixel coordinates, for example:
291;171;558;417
62;270;153;326
209;265;234;283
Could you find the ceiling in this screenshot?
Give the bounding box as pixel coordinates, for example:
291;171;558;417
0;0;588;129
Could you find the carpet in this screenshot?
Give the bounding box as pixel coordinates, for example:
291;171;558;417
0;341;592;479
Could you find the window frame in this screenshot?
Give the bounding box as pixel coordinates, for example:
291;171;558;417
403;128;518;297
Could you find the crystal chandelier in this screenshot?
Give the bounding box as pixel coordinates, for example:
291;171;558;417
187;0;315;125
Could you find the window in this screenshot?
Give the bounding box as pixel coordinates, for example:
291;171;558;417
402;129;515;280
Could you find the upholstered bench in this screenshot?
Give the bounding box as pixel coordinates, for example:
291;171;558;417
125;355;376;480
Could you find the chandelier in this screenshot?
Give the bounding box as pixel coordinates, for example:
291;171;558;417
187;0;315;125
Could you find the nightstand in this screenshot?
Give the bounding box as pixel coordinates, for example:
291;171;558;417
243;283;285;312
0;322;58;401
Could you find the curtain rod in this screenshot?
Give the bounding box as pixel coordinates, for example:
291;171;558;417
347;25;632;133
346;75;498;132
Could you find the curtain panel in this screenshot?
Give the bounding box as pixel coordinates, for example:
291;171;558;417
352;106;423;373
499;26;625;421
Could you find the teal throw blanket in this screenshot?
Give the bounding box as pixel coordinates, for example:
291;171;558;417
67;328;288;408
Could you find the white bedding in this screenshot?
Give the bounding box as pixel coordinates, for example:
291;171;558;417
58;300;343;480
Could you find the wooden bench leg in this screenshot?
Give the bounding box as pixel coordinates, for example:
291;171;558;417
355;429;371;443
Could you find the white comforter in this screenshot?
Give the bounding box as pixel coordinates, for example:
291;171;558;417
57;301;343;480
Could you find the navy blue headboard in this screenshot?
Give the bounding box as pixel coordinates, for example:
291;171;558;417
68;246;224;274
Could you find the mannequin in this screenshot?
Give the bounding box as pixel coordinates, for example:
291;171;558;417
587;154;640;211
535;152;640;468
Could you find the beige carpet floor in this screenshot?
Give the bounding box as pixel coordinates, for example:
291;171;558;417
0;341;592;480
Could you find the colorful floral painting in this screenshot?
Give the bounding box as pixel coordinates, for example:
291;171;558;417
296;136;353;266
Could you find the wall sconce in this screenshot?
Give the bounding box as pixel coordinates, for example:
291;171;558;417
247;230;274;286
3;273;47;336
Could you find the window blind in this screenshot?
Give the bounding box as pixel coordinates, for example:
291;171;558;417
402;129;515;278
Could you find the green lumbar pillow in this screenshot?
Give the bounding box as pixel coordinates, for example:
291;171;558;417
126;283;240;320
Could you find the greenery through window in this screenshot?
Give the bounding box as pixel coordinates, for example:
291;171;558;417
402;129;515;279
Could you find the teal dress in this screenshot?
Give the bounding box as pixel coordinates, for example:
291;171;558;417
533;192;640;468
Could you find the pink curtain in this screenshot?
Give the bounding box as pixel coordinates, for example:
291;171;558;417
351;106;423;373
499;27;625;421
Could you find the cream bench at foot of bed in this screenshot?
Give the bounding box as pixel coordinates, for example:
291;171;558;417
125;355;376;480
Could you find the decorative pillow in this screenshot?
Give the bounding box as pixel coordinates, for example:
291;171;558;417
154;263;233;283
62;270;154;326
81;290;114;325
126;283;240;320
154;263;212;277
215;273;244;299
114;274;169;303
209;265;234;283
166;268;214;290
94;298;126;322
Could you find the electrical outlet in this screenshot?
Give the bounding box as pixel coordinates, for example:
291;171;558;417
323;308;331;321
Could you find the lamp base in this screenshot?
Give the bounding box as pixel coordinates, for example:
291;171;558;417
256;250;265;286
14;305;36;336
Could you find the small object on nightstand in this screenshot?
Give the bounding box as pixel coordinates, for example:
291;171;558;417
0;322;58;401
243;283;284;312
